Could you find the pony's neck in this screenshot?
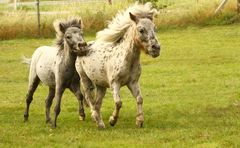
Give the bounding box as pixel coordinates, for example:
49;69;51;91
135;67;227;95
120;25;141;61
62;43;76;65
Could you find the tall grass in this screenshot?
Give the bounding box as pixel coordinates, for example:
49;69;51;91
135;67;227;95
0;1;130;39
0;0;239;40
155;0;239;28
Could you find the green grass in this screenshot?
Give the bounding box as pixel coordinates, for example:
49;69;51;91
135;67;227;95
1;25;240;147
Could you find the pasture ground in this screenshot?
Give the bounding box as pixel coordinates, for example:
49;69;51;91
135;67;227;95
0;25;240;147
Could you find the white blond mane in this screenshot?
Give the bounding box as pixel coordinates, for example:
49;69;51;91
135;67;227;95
96;2;157;43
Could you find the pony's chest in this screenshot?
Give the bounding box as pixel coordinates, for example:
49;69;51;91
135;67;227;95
56;61;76;79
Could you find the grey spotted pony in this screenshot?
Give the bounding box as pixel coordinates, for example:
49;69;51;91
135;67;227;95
23;17;88;128
75;2;160;128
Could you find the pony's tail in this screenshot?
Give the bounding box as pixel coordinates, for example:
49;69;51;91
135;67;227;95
21;55;32;65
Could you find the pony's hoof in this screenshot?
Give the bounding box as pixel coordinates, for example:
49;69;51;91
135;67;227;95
24;115;28;122
136;120;144;128
51;123;57;129
46;119;52;124
24;118;28;122
109;116;117;126
79;110;85;121
97;122;105;129
79;115;85;121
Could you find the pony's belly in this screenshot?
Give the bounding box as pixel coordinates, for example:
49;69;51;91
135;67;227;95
37;69;55;86
36;62;55;86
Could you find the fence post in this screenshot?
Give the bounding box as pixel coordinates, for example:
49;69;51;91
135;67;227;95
14;0;17;10
36;0;40;37
215;0;228;15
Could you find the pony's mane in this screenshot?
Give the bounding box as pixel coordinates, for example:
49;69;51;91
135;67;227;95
54;17;82;50
96;2;157;43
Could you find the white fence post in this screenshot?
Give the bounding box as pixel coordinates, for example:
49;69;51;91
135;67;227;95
215;0;228;15
14;0;17;10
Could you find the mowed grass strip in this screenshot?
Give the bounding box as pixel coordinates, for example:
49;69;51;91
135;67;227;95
0;25;240;147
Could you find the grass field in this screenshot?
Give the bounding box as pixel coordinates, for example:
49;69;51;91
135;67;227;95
1;25;240;147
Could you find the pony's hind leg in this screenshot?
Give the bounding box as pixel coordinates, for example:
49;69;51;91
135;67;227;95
69;81;85;121
24;76;40;122
45;87;55;124
109;83;122;126
92;85;106;128
127;82;144;128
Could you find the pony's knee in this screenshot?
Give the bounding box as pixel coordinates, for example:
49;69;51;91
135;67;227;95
54;107;61;116
45;99;53;108
76;91;84;101
137;96;143;105
115;101;122;109
26;96;33;104
94;103;102;111
79;93;84;100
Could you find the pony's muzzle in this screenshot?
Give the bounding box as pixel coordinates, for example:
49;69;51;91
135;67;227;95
151;44;160;58
78;42;87;48
152;44;160;51
74;42;88;56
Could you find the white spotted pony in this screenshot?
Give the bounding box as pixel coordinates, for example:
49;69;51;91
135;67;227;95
75;2;160;128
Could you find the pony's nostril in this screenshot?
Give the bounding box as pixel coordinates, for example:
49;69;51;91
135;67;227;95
152;44;160;50
78;42;87;47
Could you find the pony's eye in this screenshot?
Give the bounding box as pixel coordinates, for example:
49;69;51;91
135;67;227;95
66;35;71;39
139;28;144;34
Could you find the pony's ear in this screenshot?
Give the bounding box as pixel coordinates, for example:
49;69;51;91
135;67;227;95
78;19;82;28
59;22;66;33
147;13;153;21
53;20;66;34
129;12;138;23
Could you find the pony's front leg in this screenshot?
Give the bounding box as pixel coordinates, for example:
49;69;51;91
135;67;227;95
69;82;85;121
52;84;65;128
109;83;122;126
127;82;144;128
